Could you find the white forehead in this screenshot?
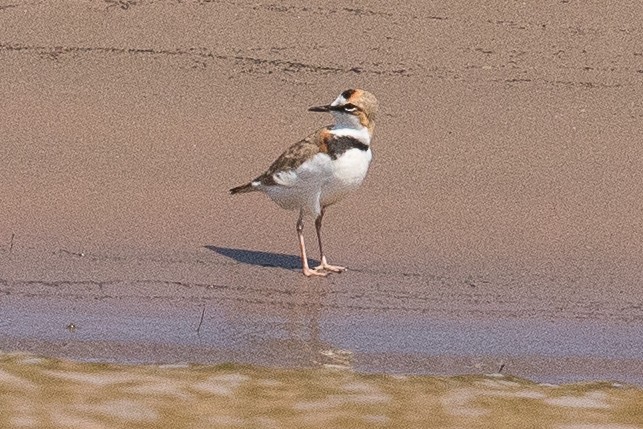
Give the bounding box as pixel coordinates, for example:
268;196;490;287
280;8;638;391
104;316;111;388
330;94;348;107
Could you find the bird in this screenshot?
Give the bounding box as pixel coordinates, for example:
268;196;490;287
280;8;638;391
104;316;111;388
230;89;378;277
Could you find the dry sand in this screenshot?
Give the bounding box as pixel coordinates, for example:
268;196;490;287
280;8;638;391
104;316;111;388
1;0;642;383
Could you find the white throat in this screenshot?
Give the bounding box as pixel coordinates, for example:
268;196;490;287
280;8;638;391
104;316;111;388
330;126;371;145
330;112;371;145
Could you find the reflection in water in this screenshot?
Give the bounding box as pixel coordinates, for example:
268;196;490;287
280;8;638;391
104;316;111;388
216;279;353;370
285;283;353;369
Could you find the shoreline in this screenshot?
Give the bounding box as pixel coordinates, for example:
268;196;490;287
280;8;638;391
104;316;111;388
2;247;642;386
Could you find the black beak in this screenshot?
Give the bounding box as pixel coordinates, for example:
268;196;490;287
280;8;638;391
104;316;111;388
308;104;331;112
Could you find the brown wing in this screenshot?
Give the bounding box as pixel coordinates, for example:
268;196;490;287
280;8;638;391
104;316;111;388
254;128;331;186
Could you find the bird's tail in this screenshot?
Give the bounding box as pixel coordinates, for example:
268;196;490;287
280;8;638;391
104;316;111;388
229;182;256;195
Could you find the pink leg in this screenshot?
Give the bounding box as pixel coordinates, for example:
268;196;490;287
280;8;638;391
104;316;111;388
313;208;346;273
296;210;328;277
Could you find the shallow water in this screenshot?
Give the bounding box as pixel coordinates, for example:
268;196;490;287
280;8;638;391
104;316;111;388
3;287;643;385
1;352;642;429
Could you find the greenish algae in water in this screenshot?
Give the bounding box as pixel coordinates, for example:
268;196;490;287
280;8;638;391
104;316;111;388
1;352;642;429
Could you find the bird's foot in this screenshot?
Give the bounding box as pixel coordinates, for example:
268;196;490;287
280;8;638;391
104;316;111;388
303;267;330;277
313;262;347;273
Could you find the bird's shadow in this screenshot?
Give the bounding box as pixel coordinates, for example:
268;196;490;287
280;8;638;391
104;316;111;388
205;245;318;270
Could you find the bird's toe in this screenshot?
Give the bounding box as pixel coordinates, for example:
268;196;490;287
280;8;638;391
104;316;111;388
314;263;346;273
303;267;330;277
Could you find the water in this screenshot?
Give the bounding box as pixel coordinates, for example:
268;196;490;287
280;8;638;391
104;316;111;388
2;275;643;427
1;352;642;429
2;290;643;384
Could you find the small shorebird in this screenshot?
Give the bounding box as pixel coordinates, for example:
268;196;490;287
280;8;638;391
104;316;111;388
230;89;378;277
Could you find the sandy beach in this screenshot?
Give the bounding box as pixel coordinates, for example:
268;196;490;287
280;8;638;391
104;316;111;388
1;0;643;384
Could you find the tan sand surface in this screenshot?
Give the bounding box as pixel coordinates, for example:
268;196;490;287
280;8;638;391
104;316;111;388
1;0;642;382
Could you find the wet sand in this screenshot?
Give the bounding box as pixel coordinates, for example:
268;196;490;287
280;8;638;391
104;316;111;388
1;1;643;384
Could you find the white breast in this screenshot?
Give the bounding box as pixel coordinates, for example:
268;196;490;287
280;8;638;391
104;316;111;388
320;147;372;207
263;152;333;215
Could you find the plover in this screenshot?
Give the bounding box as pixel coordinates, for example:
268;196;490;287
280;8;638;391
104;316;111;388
230;89;379;277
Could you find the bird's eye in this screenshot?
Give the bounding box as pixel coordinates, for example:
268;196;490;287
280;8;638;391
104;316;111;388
343;104;358;112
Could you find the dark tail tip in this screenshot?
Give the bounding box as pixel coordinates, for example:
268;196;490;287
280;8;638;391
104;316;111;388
229;183;253;195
